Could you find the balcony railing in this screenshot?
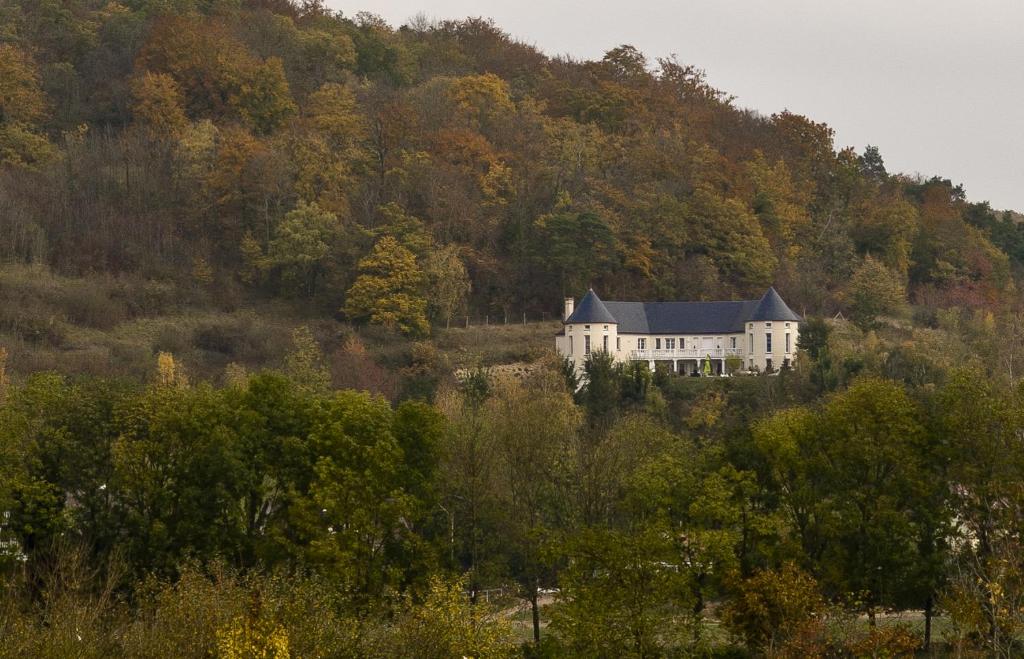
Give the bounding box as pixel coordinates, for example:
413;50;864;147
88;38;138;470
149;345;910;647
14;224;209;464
630;347;743;360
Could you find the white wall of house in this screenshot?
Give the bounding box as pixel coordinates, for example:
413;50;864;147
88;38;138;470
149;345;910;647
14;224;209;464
745;319;799;372
562;321;619;368
559;322;799;374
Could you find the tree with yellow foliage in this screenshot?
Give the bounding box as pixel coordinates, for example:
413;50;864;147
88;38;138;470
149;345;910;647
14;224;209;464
387;576;516;658
216;616;290;659
156;352;188;387
131;72;188;137
0;44;57;168
345;236;429;336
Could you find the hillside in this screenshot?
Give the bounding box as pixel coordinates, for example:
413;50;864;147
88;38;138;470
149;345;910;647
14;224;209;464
2;1;1024;388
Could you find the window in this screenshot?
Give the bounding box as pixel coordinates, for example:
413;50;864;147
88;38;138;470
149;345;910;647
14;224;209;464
585;335;591;355
584;324;590;331
637;338;646;350
603;335;608;352
655;338;661;349
766;322;772;328
785;333;791;353
766;358;773;371
616;336;621;351
766;333;773;353
665;338;675;350
603;325;609;330
749;333;754;354
730;336;737;349
680;338;686;349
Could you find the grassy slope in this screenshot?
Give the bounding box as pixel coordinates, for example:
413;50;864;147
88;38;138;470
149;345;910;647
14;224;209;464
0;265;560;386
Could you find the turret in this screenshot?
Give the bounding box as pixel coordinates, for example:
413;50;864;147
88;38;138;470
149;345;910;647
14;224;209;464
746;287;801;371
563;289;619;371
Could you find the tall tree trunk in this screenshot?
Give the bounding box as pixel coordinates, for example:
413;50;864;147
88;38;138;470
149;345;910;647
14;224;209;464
924;593;933;651
531;583;541;646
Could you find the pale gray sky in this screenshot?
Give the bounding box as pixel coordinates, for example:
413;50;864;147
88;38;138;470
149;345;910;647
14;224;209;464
329;0;1024;211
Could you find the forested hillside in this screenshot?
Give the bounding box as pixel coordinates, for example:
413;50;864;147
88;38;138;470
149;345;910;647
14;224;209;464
7;2;1024;657
3;0;1022;329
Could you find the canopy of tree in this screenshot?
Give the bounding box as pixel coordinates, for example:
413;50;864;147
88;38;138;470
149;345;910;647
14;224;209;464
0;0;1021;335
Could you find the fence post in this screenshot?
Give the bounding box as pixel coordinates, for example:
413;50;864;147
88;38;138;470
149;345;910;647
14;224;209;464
523;312;526;325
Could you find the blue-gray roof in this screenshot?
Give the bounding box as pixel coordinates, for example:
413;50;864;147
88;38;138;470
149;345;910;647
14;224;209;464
749;287;801;322
566;288;800;334
565;289;618;324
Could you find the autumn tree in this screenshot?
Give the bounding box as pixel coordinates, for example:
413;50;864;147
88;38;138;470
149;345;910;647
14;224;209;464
131;72;188;136
721;564;825;653
0;44;57;168
424;244;471;328
344;236;429;336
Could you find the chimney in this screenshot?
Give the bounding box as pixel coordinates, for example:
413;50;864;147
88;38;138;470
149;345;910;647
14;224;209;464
564;297;574;322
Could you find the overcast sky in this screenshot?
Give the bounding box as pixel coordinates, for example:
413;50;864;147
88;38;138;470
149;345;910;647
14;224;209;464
328;1;1024;211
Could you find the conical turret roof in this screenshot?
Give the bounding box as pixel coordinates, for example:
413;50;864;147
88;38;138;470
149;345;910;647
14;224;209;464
565;289;617;324
748;287;801;322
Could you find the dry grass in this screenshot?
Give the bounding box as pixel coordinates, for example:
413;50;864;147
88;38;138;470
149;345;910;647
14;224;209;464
0;265;555;385
433;320;561;368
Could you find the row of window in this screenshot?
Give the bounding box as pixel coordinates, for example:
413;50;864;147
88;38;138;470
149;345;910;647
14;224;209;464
573;333;792;356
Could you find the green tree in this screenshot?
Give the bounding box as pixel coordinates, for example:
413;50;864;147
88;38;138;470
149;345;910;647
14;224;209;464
551;524;695;657
434;374;505;595
755;378;934;622
484;370;580;646
534;210;617;296
300;390;429;601
265;201;341;296
936;370;1024;652
845;255;907;329
797;317;837;393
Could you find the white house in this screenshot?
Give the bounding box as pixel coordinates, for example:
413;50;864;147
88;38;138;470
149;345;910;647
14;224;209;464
555;288;801;375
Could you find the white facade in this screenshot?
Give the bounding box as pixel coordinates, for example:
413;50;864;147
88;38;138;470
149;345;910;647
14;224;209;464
555;290;800;375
